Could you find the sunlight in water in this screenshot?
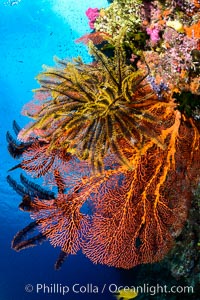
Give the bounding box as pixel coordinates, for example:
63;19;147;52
49;0;108;33
4;0;21;5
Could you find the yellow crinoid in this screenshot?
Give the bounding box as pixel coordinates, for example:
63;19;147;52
21;38;166;172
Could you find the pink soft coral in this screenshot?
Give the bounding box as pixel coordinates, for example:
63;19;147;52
85;7;99;29
146;26;160;43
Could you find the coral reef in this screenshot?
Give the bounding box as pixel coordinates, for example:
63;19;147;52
90;0;200;95
164;186;200;292
6;0;200;273
94;0;143;38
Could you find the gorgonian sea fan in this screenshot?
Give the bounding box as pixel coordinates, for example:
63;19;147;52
7;29;200;270
19;38;166;172
7;53;200;269
9;106;200;269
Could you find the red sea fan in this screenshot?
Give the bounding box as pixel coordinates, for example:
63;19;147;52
8;102;200;270
13;107;199;269
31;193;91;255
21;140;72;178
82;111;200;268
75;32;111;45
7;36;200;270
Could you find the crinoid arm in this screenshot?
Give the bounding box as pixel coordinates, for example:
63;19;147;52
7;174;55;200
7;175;31;198
12;120;21;135
12;221;46;251
19;173;55;200
54;251;69;270
8;163;22;172
6;120;35;158
6;130;32;159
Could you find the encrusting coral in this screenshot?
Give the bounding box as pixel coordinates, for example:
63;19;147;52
89;0;200;95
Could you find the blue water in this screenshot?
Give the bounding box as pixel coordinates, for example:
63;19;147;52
0;1;128;299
